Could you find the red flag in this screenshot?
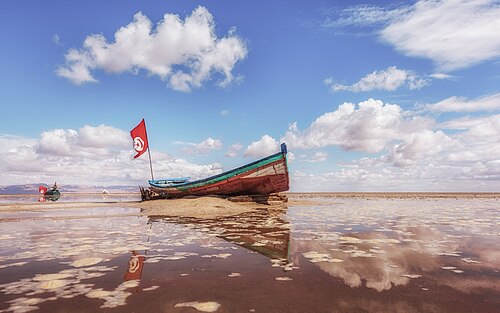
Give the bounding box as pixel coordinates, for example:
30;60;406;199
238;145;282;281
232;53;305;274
38;185;48;194
124;251;145;281
130;119;149;159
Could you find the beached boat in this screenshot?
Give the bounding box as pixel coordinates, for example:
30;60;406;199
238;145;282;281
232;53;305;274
44;188;60;197
149;177;191;187
142;143;289;199
38;182;61;201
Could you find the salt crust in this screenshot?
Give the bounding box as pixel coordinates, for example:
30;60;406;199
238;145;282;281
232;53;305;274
174;301;221;312
70;257;104;267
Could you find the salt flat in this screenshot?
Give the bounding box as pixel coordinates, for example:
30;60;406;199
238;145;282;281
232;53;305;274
0;193;498;313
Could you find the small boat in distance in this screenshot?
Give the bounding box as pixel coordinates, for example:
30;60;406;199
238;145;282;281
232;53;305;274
142;143;289;200
38;182;61;201
149;177;191;187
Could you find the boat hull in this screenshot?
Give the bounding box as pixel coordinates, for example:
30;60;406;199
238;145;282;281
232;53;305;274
44;190;60;196
147;149;289;198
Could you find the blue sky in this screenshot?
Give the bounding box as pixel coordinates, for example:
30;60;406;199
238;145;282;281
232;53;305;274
0;0;499;191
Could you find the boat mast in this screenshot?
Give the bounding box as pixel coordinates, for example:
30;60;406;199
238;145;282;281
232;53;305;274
143;119;154;181
147;146;154;181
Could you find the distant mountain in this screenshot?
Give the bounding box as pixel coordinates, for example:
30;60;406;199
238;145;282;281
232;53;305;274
0;184;39;194
0;184;140;194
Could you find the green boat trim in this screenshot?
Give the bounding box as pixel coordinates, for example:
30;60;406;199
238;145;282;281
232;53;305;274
149;143;288;192
149;151;286;191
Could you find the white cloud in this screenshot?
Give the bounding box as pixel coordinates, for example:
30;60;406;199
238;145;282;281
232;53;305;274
440;116;491;130
462;115;500;139
220;110;230;117
168;72;193;92
150;151;222;181
380;0;500;71
429;73;457;80
225;143;242;157
57;6;248;91
290;152;500;192
57;49;97;84
325;1;500;72
421;115;500;166
307;151;328;163
177;137;223;155
78;124;130;148
444;115;500;143
0;135;39;173
282;99;404;153
195;137;222;153
36;125;129;158
277;96;500;190
0;134;37;152
321;5;410;28
37;128;78;156
326;66;428;92
383;130;454;167
244;135;280;158
288;113;499;190
52;34;62;46
0;128;222;186
427;93;500;112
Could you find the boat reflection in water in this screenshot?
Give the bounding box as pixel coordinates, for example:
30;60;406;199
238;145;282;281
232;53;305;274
38;194;61;202
148;206;291;261
42;193;61;202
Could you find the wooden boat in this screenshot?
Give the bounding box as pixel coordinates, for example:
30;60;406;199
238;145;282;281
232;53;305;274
149;177;191;187
143;143;289;199
44;189;60;197
38;182;61;201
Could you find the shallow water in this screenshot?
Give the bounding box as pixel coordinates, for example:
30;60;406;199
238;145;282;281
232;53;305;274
0;198;499;313
0;207;140;221
0;193;141;204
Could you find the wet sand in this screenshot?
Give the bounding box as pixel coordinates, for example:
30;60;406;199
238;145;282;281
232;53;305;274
289;192;500;199
0;193;499;313
3;192;497;218
0;196;286;219
0;193;325;219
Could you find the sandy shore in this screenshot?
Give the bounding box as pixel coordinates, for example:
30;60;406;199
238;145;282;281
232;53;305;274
0;196;292;219
135;196;286;218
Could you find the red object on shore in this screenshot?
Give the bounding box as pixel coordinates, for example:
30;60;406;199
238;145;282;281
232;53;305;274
130;119;149;159
38;185;48;194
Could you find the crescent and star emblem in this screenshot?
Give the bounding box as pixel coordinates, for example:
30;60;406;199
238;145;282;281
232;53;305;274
128;256;140;273
133;137;145;152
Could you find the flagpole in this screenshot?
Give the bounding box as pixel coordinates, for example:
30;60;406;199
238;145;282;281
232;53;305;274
141;118;154;181
143;119;154;181
147;146;154;181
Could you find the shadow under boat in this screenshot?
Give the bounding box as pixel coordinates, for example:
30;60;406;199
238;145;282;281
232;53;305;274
147;207;291;261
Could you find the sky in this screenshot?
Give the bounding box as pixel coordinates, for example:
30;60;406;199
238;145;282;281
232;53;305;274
0;0;499;191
